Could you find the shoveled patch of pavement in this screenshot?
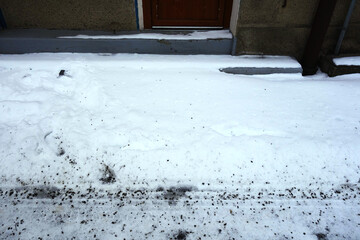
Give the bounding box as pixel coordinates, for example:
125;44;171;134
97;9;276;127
220;67;302;75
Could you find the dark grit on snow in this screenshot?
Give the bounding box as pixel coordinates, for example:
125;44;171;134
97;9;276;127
0;53;359;239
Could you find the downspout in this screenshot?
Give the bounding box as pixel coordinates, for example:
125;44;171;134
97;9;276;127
231;38;237;55
334;0;357;55
0;8;7;29
301;0;338;76
134;0;140;30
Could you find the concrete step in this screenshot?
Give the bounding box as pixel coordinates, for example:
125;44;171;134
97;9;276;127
0;29;233;55
320;54;360;77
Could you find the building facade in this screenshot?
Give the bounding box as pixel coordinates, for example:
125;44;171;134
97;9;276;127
0;0;359;59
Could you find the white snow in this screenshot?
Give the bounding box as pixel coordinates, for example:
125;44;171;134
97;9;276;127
58;30;233;40
333;56;360;66
0;53;359;240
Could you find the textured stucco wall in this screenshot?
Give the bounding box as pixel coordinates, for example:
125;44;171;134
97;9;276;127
1;0;359;57
234;0;360;59
0;0;137;31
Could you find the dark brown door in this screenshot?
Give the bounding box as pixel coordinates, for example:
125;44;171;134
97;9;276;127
143;0;233;29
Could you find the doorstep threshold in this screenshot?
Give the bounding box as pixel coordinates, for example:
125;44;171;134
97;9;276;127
152;26;223;29
58;29;233;40
0;29;233;54
320;54;360;77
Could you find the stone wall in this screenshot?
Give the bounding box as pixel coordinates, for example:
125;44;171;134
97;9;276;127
234;0;360;59
0;0;137;31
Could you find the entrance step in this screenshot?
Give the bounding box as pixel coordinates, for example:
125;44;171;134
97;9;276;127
320;55;360;77
0;29;233;55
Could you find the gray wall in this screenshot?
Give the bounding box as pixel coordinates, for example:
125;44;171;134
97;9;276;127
0;0;137;31
234;0;360;59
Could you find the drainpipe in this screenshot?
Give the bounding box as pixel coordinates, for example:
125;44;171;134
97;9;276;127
135;0;140;30
334;0;357;55
301;0;338;76
0;8;7;29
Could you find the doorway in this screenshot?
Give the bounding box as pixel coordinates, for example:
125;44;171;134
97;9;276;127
142;0;233;29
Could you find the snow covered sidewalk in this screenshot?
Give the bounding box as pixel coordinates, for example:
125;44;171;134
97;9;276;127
0;53;359;239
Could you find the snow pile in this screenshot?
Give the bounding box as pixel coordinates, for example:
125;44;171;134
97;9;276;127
58;30;233;40
0;53;359;239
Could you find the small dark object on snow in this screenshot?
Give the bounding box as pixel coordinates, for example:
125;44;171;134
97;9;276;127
59;70;65;76
57;148;65;156
100;164;116;184
156;186;164;192
163;186;194;205
31;186;61;199
174;230;188;240
315;233;328;240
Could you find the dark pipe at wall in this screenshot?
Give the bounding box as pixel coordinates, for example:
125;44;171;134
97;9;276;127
0;8;7;29
335;0;357;55
301;0;338;76
135;0;140;30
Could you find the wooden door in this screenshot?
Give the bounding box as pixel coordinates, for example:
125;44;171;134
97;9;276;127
143;0;233;29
